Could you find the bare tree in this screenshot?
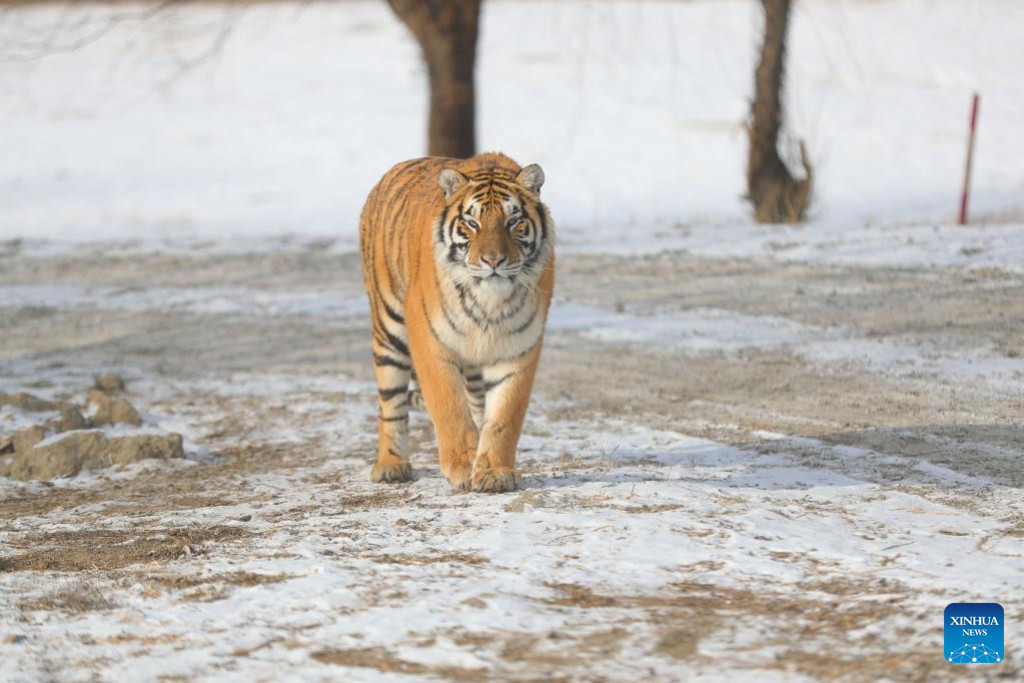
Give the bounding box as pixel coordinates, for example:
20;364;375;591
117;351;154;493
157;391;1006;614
747;0;812;223
387;0;480;158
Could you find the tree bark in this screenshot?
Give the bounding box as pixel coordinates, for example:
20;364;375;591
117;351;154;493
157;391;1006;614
747;0;812;223
387;0;481;159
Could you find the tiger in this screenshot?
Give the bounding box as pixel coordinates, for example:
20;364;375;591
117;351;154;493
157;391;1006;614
359;152;554;493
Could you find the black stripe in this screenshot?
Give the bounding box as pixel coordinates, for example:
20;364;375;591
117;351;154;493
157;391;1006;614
421;297;455;352
393;192;412;272
496;338;541;362
379;386;407;401
374;354;411;370
448;244;463;264
484;373;515;392
436;205;449;244
510;306;538;334
440;298;465;335
382;300;405;325
380;414;408;422
379;159;423;199
455;283;484;326
382;327;409;356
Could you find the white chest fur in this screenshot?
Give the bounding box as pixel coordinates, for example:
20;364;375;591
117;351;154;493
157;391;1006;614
431;279;545;366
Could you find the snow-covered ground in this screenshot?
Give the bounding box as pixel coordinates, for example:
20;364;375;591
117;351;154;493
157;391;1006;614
1;244;1021;680
1;1;1023;681
1;0;1023;261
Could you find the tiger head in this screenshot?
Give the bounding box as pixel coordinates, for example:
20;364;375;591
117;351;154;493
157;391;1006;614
435;162;551;291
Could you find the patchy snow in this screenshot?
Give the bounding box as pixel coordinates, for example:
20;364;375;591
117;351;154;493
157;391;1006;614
555;298;1024;391
2;379;1022;680
1;0;1023;679
0;405;59;436
550;300;814;350
0;284;368;319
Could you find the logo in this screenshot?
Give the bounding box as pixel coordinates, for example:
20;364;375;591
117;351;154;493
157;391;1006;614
945;603;1003;664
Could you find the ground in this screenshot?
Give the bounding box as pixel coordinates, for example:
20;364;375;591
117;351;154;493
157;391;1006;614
0;238;1021;681
1;0;1023;680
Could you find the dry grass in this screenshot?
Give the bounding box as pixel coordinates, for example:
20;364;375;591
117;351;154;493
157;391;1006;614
524;579;962;680
365;551;488;566
311;646;487;680
0;525;248;572
146;569;291;589
18;579;115;613
655;626;701;660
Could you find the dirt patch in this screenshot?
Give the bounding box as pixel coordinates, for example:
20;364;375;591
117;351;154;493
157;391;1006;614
541;582;619;609
0;488;238;522
364;552;489;566
623;503;687;513
498;632;593;671
655;626;701;660
760;649;946;682
532;579;923;675
311;647;487;680
0;525;249;572
140;569;293;600
339;490;417;511
18;579;115;613
503;490;552;512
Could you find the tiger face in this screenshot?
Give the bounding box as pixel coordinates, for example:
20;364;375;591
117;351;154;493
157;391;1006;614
436;164;549;293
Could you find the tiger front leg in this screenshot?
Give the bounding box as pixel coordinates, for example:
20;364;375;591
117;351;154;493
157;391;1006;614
406;302;479;491
471;346;542;493
369;334;414;484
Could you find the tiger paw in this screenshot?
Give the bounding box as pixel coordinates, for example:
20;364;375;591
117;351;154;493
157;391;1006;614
442;452;474;491
470;466;522;493
370;458;413;483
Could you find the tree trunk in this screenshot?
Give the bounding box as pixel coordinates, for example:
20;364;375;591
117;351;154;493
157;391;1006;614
747;0;812;223
387;0;480;159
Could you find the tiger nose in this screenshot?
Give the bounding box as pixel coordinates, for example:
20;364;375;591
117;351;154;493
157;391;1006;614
482;254;505;269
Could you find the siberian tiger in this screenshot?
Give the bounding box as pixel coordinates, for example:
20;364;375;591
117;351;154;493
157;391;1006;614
359;152;554;493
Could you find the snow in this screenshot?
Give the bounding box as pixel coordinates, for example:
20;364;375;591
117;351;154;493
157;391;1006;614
0;284;368;318
1;0;1023;266
3;382;1022;679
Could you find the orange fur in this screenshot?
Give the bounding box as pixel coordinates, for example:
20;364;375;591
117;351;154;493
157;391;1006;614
359;152;555;492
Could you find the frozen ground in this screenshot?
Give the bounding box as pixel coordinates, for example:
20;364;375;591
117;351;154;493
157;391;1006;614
1;0;1023;681
1;246;1022;681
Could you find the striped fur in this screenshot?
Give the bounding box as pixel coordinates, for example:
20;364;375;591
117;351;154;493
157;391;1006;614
360;152;555;492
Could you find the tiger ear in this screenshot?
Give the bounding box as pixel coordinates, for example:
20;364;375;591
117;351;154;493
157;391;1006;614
516;164;545;194
439;168;468;201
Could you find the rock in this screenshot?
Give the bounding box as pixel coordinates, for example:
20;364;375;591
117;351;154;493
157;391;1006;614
109;399;142;426
57;404;88;432
12;425;47;454
107;433;183;464
85;389;109;413
8;431;184;481
93;373;126;392
0;392;57;412
86;390;142;427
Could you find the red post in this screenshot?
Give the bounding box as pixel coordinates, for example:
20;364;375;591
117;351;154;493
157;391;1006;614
959;93;980;225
